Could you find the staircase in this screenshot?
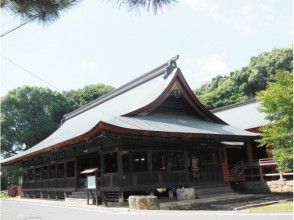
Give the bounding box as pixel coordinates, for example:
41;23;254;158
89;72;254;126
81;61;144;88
229;160;245;177
65;189;120;206
103;191;120;204
193;181;233;198
65;189;93;205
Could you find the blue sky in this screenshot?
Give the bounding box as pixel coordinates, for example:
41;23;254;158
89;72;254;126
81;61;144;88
0;0;292;96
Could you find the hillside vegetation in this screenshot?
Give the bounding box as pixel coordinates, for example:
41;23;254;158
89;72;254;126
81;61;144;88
194;48;293;109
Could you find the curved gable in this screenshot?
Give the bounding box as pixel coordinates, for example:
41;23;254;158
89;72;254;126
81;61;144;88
124;68;226;124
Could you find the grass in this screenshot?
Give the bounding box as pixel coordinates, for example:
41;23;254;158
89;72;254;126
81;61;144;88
0;191;9;200
249;201;293;212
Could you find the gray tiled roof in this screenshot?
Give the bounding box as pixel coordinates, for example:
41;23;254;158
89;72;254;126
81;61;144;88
212;100;268;130
104;114;258;137
1;57;259;164
2;59;178;164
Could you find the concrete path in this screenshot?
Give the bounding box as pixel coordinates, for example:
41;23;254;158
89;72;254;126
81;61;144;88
1;199;293;220
160;192;293;210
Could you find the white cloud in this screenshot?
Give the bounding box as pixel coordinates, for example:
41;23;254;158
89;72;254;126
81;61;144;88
230;2;276;34
81;60;98;70
183;0;220;19
181;55;229;88
183;0;276;34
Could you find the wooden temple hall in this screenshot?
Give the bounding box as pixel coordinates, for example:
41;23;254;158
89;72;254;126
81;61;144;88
1;56;259;204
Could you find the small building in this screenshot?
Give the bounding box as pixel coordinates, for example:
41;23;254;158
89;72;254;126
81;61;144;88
1;57;259;203
212;100;293;182
212;99;268;133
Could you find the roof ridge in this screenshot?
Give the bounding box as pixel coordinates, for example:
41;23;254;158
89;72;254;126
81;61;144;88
62;55;179;122
211;98;257;113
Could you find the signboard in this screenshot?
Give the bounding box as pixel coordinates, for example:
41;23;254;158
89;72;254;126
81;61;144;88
87;175;96;189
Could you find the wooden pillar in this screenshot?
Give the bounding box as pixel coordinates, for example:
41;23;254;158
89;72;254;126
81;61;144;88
147;151;152;172
55;164;58;179
218;148;224;181
100;153;105;187
259;166;264;181
245;142;253;161
64;162;67;178
117;150;123;176
223;148;228;182
40;167;43;181
33;168;36;182
74;157;79;188
184;151;190;184
117;150;124;205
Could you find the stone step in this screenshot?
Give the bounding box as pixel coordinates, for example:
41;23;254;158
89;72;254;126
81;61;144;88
103;191;119;203
193;182;228;188
71;192;87;196
64;197;95;205
68;194;89;199
195;186;232;195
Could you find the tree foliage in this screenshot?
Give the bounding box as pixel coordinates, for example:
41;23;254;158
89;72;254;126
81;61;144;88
1;86;71;158
63;84;114;110
0;83;113;187
1;0;77;23
0;165;22;186
1;0;175;24
0;83;114;159
257;71;293;172
195;48;293;109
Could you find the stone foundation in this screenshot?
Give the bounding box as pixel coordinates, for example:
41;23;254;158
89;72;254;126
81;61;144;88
129;195;159;210
239;180;293;193
176;188;195;200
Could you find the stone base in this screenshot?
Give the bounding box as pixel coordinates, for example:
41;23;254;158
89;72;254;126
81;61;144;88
129;195;159;210
239;180;293;193
176;188;195;200
65;197;94;205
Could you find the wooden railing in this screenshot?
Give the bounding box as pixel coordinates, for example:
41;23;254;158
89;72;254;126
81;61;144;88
102;170;187;188
23;177;75;189
244;158;293;180
103;173;119;187
189;164;222;182
123;170;187;187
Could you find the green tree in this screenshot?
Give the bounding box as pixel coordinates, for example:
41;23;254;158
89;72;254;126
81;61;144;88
1;0;175;24
195;48;293;109
0;84;113;187
1;165;22;187
257;71;293;172
63;83;114;110
1;86;71;158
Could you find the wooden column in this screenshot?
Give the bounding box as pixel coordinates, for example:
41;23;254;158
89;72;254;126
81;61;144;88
55;164;58;178
74;157;79;188
184;151;190;184
32;168;36;183
218;148;224;181
40;167;43;181
117;150;123;175
64;162;67;178
117;150;124;205
223;148;229;182
148;151;152;172
259;166;264;181
100;153;105;187
245;142;253;161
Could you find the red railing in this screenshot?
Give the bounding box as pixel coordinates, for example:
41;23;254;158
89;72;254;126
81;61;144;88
244;158;293;180
223;158;293;182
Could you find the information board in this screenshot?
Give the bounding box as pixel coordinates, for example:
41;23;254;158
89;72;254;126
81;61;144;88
87;175;96;189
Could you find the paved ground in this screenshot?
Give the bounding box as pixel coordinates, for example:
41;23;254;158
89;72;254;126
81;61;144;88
1;199;293;220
